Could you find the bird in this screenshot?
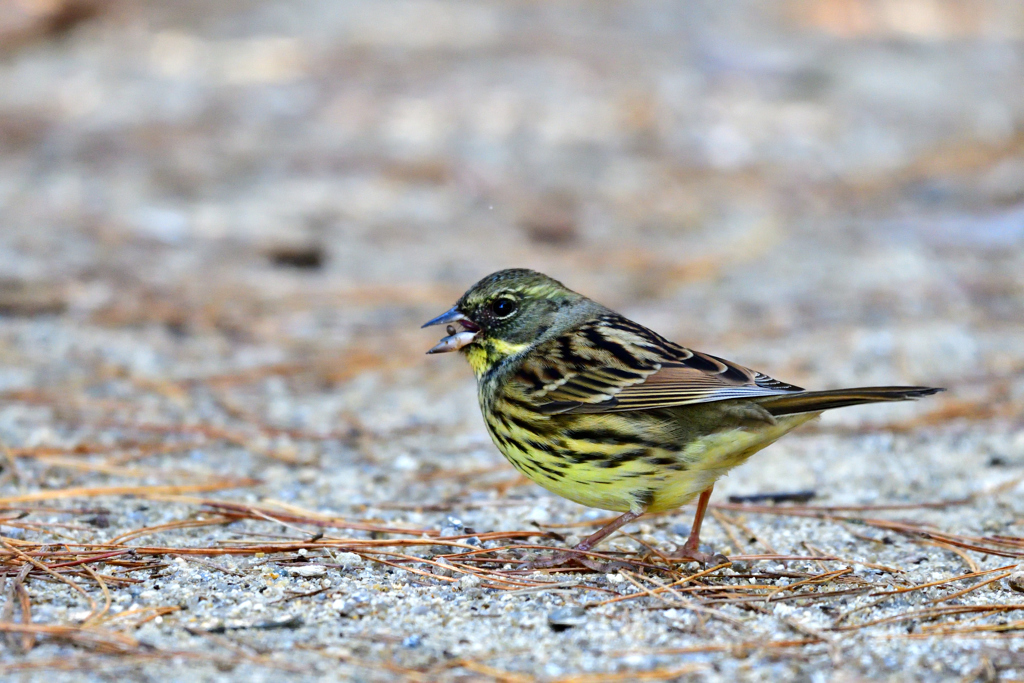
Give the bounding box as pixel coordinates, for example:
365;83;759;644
423;268;942;568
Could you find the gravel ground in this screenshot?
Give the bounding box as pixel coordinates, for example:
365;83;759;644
1;1;1024;681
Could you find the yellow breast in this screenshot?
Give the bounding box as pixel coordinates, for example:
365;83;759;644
481;392;817;514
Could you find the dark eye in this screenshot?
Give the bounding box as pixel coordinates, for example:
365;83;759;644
491;296;518;318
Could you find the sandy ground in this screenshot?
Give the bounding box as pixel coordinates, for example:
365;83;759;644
1;1;1024;681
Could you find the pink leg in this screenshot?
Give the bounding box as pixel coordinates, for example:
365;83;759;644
575;509;644;552
527;509;644;570
675;486;728;566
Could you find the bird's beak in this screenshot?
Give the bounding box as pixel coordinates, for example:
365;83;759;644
422;307;481;354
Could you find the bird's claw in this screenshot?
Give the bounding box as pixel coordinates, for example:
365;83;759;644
522;550;623;572
669;547;729;567
521;551;574;571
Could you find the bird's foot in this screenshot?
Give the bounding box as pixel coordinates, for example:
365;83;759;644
521;550;574;571
523;549;629;573
668;544;729;568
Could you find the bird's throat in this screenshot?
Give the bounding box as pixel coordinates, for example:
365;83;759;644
463;338;531;379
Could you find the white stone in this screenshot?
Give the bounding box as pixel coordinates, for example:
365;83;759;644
334;552;364;567
291;564;328;577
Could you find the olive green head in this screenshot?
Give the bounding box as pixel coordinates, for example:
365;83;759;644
422;269;597;366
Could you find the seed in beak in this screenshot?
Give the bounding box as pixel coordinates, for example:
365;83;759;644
446;324;456;336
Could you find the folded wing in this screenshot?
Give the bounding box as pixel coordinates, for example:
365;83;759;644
509;315;805;415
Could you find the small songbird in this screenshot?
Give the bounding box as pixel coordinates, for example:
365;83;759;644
423;269;942;567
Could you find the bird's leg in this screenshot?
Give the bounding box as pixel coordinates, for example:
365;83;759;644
525;509;644;571
575;509;645;553
682;487;713;556
672;486;728;566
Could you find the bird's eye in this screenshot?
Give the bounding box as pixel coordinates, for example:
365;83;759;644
491;296;518;319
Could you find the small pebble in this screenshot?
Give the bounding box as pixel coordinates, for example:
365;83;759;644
458;574;482;589
434;556;455;573
332;599;361;616
548;606;587;631
333;552;363;567
1007;571;1024;593
439;515;465;539
290;564;327;577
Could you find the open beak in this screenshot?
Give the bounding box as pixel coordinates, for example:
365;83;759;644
422;307;480;354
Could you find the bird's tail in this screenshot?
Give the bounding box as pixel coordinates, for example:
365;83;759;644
759;386;944;417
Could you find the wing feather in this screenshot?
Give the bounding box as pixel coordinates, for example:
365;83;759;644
508;315;804;415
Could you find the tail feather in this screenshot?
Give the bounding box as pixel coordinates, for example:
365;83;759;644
760;386;944;416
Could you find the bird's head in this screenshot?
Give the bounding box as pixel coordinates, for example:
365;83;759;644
423;269;589;376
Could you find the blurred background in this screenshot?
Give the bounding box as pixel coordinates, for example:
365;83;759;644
1;0;1023;480
1;1;1024;678
2;0;1024;373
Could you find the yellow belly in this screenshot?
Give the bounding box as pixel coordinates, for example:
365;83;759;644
481;393;818;514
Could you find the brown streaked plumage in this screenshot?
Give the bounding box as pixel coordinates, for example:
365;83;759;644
423;269;943;568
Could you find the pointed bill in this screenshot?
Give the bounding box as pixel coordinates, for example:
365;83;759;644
423;306;480;353
422;307;467;328
426;330;478;354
